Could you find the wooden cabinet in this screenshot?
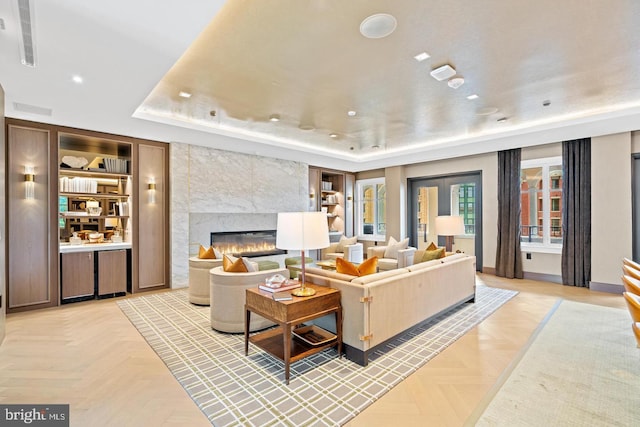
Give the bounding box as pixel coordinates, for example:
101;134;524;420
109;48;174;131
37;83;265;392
61;252;95;300
6;121;58;312
98;250;127;296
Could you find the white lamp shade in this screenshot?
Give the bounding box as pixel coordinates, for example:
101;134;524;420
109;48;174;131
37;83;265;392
435;215;465;236
276;211;330;250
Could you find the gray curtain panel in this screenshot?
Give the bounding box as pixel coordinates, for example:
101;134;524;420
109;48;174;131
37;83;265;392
561;138;591;287
495;148;523;279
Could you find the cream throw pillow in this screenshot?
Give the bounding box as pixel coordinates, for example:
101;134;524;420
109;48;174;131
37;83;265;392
383;236;409;258
335;235;358;253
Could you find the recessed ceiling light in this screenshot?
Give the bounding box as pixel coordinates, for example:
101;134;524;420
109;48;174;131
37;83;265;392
447;77;465;89
299;123;315;131
476;107;499;116
179;91;192;98
430;64;456;81
467;94;479;100
269;114;280;122
71;75;83;84
414;52;430;62
360;13;397;39
497;117;508;123
347;110;357;117
329;133;339;139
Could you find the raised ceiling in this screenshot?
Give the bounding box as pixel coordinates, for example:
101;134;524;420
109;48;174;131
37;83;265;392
2;0;640;171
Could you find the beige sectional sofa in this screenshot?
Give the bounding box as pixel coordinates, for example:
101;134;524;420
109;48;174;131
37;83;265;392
304;253;476;365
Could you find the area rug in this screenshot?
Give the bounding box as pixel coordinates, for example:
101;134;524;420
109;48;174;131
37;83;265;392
471;299;640;426
118;284;516;427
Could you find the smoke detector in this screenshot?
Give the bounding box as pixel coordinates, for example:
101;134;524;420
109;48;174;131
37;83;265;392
447;77;465;89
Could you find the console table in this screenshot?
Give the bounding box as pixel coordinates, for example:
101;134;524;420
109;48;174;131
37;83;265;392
244;284;342;384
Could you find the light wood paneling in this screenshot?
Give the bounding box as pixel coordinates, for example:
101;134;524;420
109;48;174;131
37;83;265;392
0;85;5;343
61;252;94;299
7;124;56;310
135;143;169;291
98;250;127;295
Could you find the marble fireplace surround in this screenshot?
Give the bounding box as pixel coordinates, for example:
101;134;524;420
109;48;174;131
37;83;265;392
170;142;309;288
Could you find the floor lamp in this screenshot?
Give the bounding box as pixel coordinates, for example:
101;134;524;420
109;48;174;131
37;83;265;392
276;211;330;296
435;215;465;252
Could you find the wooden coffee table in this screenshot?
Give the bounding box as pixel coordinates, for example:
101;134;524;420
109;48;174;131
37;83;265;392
244;284;342;384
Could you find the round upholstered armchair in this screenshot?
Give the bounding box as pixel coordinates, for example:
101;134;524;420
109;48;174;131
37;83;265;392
209;265;289;333
189;257;223;305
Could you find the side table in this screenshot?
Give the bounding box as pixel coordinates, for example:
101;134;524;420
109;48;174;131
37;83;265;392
245;284;342;384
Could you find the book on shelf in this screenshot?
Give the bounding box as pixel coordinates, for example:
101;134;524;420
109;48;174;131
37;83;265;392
272;291;293;301
258;281;300;293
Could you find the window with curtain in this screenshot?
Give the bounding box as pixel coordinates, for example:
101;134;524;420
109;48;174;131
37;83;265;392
520;156;563;251
355;178;386;240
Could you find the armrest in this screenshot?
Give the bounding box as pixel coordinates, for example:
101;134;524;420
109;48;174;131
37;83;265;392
396;247;417;268
367;246;386;259
321;242;340;259
344;243;364;263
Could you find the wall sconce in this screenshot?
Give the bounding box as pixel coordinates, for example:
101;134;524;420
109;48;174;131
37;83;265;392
148;177;156;204
24;165;35;200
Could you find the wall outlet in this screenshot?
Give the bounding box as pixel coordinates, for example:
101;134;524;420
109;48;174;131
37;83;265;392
526;253;532;260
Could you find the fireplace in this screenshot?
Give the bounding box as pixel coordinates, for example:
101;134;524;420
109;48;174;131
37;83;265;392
210;230;285;257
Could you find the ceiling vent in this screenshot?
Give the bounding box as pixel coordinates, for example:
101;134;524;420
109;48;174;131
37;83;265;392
17;0;37;67
430;64;456;81
13;102;52;116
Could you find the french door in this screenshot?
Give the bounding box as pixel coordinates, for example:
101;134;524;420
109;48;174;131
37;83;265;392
408;172;482;270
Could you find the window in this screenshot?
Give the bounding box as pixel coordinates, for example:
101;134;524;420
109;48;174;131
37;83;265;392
355;178;386;240
520;156;563;251
451;183;476;235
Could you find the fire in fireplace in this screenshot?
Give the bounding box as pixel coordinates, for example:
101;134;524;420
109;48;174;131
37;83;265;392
210;230;285;257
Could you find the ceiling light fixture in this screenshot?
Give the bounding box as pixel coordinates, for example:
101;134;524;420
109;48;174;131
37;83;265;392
447;77;465;89
329;133;339;139
71;75;83;84
347;110;357;117
360;13;397;39
430;64;456;81
467;94;479;100
269;114;280;122
178;91;192;98
414;52;430;62
299;124;315;131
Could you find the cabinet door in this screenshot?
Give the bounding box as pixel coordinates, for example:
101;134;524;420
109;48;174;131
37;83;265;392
98;250;127;295
134;143;169;291
7;124;57;311
61;252;95;299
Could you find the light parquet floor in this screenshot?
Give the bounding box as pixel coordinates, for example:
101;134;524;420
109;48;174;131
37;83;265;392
0;274;627;427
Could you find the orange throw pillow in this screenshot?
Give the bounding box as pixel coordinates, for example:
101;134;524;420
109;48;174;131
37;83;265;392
198;245;217;259
426;241;438;251
336;256;378;276
222;254;248;272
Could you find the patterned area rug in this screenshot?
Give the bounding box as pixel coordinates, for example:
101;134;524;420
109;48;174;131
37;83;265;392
118;284;517;427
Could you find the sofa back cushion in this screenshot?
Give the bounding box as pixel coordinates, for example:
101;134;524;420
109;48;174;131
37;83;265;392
351;268;409;285
305;266;357;282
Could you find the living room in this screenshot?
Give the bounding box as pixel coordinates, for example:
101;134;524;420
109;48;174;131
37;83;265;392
1;1;639;426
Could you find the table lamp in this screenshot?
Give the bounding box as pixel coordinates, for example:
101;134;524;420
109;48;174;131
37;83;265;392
276;211;330;296
435;215;465;252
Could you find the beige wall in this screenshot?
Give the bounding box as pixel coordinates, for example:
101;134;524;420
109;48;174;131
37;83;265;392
591;132;632;290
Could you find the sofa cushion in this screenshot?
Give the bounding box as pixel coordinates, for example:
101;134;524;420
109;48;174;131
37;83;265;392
305;266;357;282
222;254;248;272
335;235;358;253
421;247;446;262
351;268;409;285
384;236;409;258
336;256;378;276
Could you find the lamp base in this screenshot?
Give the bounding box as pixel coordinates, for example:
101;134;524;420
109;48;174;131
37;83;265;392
291;286;316;297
